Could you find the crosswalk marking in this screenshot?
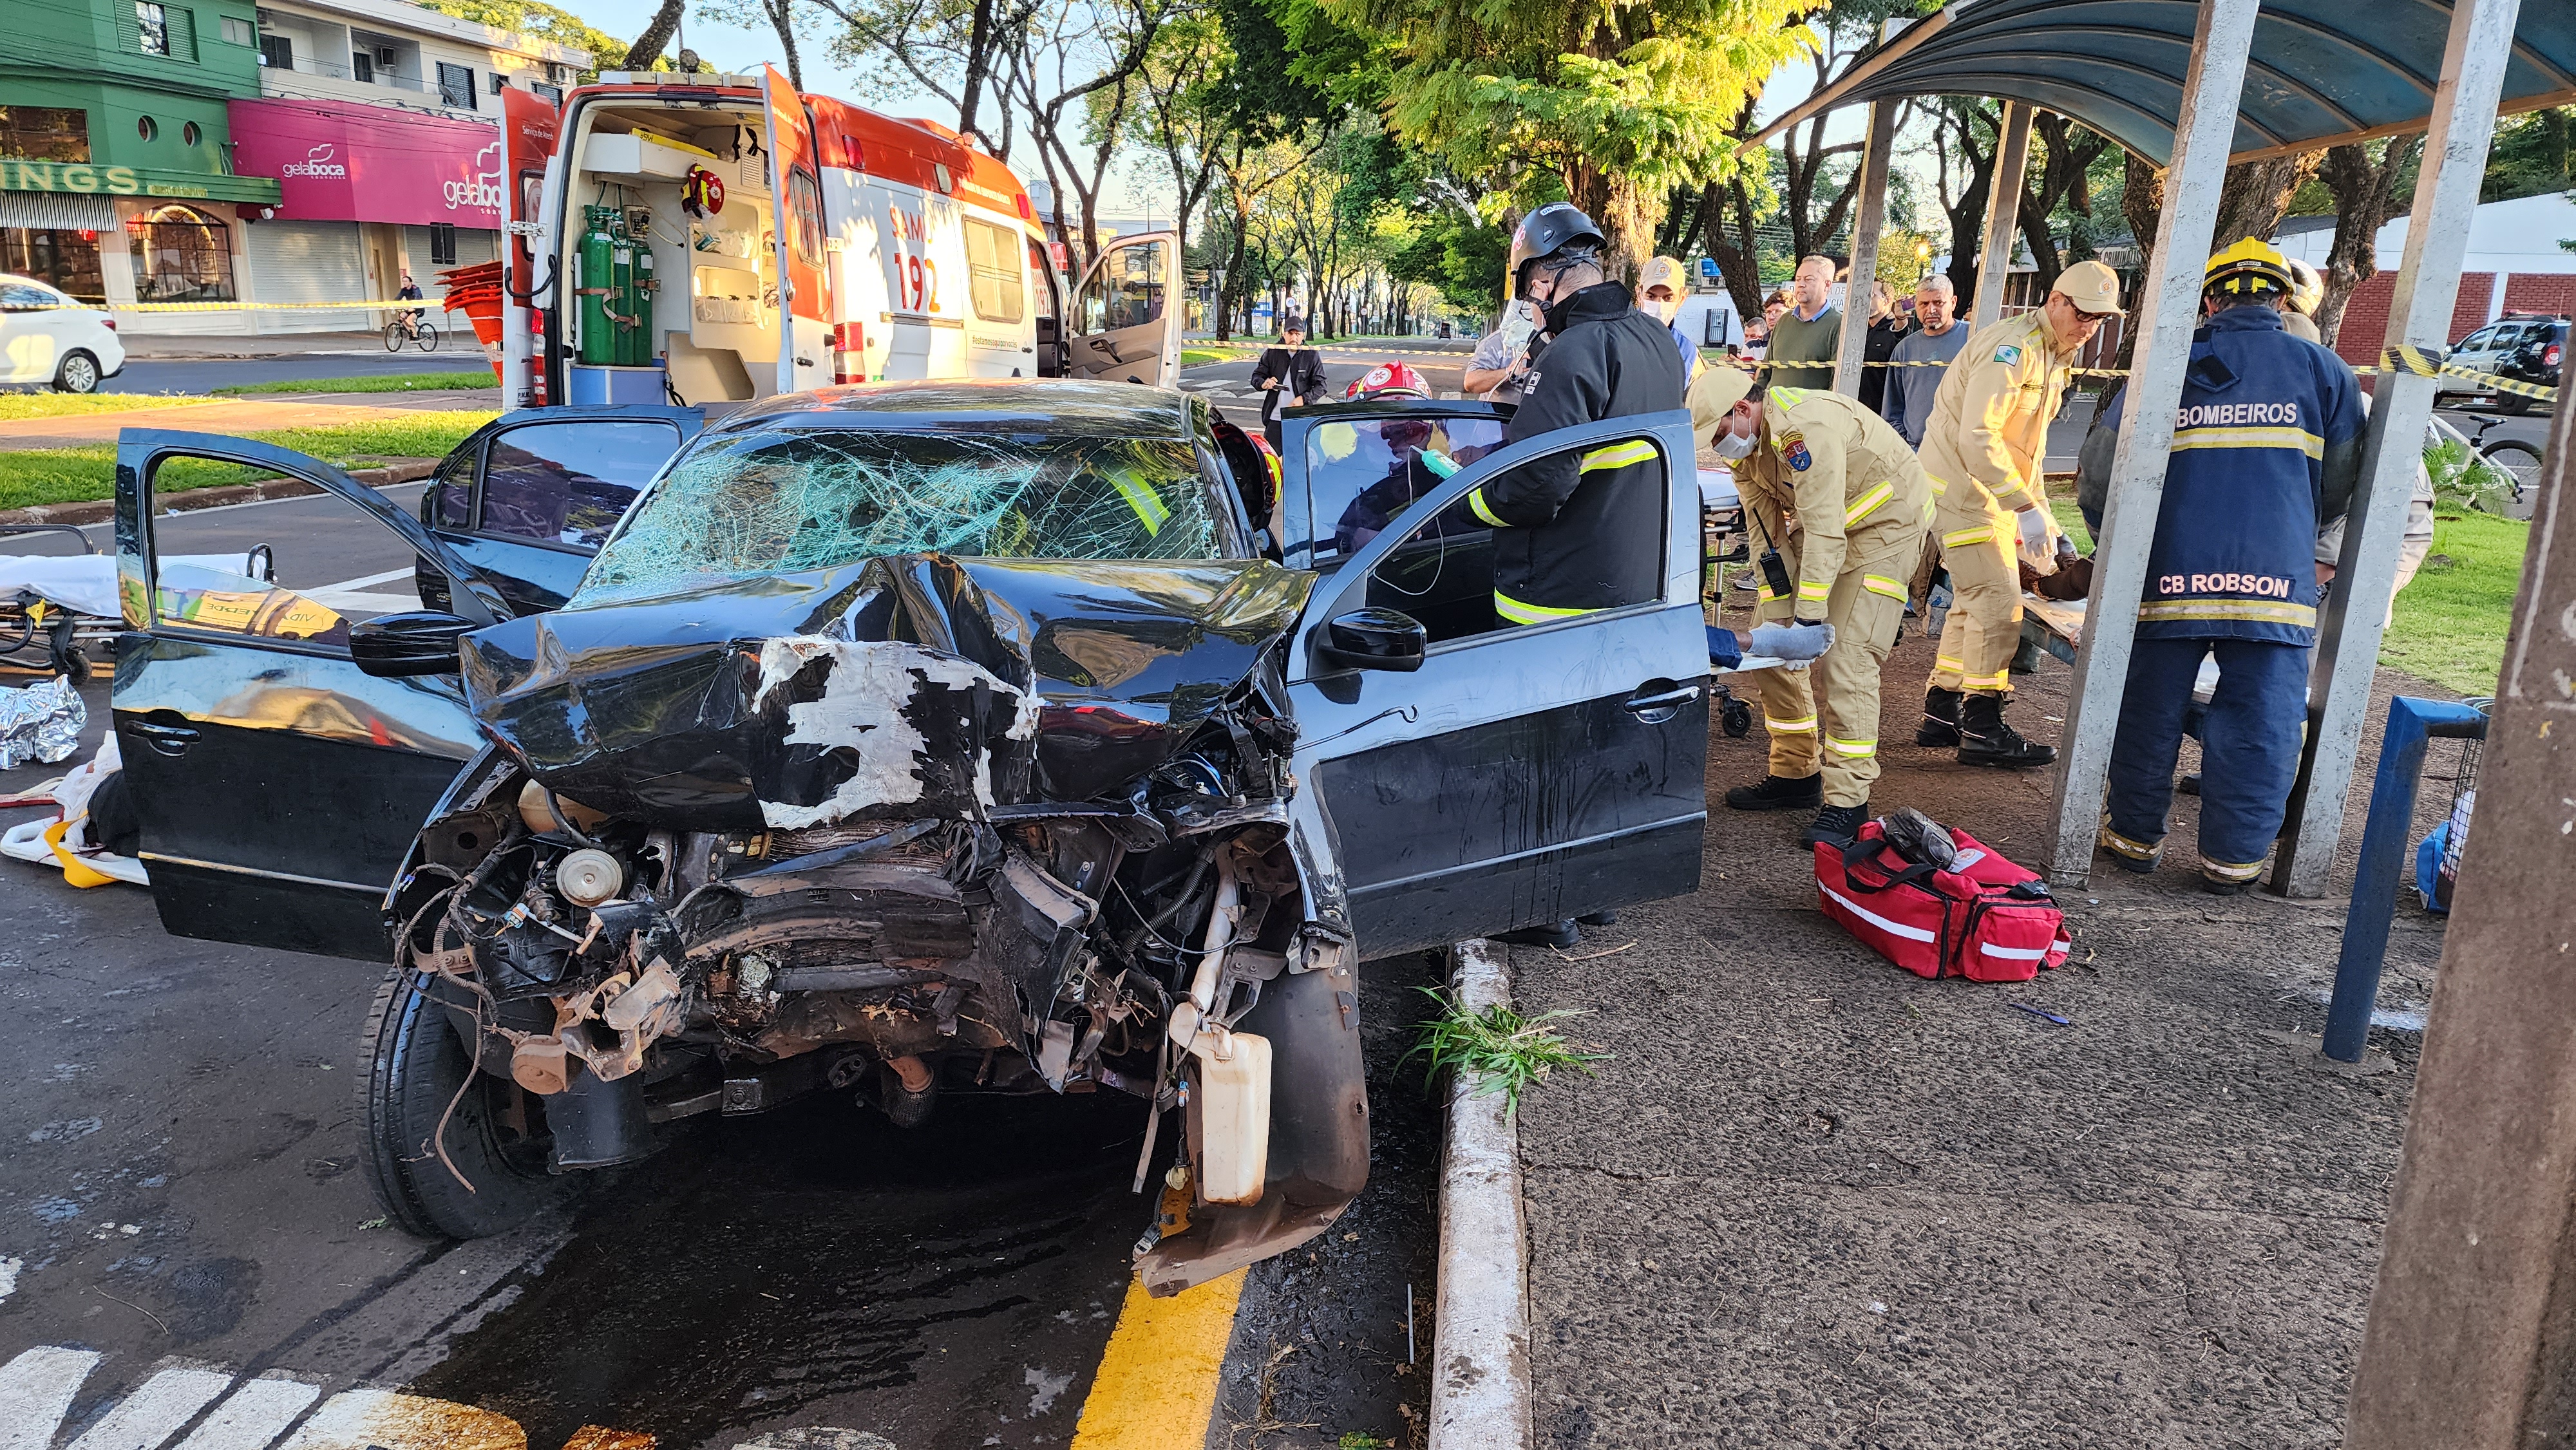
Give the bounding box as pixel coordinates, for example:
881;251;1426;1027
65;1368;233;1450
174;1379;322;1450
0;1347;98;1450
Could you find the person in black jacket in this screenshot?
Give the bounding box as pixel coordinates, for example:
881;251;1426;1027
1461;202;1688;628
1457;201;1687;949
1251;320;1329;451
1855;278;1909;415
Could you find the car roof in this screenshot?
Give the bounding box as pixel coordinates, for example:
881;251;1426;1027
705;379;1196;440
0;274;65;294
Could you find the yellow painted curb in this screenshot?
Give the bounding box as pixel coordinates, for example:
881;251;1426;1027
1067;1268;1246;1449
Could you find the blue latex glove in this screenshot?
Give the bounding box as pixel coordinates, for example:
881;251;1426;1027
1750;621;1835;661
1706;625;1743;670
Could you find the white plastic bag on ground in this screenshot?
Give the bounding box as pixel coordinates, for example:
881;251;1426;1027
0;735;145;887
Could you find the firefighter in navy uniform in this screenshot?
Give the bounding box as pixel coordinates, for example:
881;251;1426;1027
2099;238;2365;894
1460;201;1688;946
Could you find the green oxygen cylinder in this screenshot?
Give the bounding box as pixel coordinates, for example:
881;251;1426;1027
577;206;617;366
629;241;656;366
609;223;636;367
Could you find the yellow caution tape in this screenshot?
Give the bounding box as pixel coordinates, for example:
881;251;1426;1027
2380;344;2446;377
1701;353;2130;378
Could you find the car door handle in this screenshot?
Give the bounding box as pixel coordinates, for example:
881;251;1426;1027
1624;683;1702;720
130;720;199;756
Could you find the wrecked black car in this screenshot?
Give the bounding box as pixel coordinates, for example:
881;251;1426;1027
108;380;1711;1292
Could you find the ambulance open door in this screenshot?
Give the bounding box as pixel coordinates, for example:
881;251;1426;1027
1065;230;1182;387
764;65;831;395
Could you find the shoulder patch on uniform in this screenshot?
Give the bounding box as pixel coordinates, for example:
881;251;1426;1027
1993;344;2023;365
1781;431;1812;471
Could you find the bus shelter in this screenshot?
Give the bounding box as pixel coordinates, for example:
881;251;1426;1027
1755;0;2575;896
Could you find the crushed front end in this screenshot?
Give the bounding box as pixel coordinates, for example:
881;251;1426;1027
384;552;1365;1293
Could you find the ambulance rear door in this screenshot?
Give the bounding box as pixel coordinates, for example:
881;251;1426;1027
862;176;950;381
1065;230;1182;387
499;86;561;409
762;65;830;395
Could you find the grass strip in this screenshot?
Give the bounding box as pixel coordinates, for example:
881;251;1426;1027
0;411;495;511
1179;348;1242;366
210;371;499;395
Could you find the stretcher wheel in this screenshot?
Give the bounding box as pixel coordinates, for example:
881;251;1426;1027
53;647;90;686
1721;699;1753;738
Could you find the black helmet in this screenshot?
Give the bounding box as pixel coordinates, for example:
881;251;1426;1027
1509;202;1605;291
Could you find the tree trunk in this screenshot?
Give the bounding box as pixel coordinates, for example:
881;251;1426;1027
766;0;803;89
2316;137;2423;348
1699;179;1765;325
623;0;683;70
1566;162;1654;282
1938;105;1999;310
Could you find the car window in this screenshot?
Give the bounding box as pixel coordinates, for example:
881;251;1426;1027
1364;433;1667;646
2458;325;2499;351
477;420;683;549
1;283;59;308
140;451;440;651
430;439;477;530
964;216;1025;324
1308;415;1508;563
1076;241;1164;334
574;428;1219;607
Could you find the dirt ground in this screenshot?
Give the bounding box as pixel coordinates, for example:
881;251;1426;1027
1514;611;2464;1447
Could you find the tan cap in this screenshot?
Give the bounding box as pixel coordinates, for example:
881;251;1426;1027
1640;255;1687;294
2054;259;2121;314
1689;365;1756;437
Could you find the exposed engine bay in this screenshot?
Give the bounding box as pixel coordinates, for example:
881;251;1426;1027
382;551;1368;1294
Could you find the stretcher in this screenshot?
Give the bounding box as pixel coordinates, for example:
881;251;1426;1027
1;525;272;682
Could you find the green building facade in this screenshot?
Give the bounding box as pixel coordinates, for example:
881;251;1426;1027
1;0;281;301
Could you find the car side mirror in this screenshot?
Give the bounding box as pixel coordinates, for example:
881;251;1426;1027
1320;607;1427;673
350;610;477;677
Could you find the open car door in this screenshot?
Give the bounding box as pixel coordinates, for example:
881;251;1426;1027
1065;231;1182;387
112;430;510;961
1285;409;1710;957
765;65;831;396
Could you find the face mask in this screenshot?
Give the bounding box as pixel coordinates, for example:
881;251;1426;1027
1713;426;1757;460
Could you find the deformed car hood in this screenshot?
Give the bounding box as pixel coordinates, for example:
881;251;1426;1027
460;553;1314;829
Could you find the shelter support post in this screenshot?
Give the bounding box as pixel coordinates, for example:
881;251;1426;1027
1832;97;1900;397
2273;0;2522;898
2320;695;2486;1063
1969;103;2032;331
2036;0;2260;885
2343;362;2576;1450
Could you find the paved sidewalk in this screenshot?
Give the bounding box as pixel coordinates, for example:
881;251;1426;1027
1512;619;2454;1447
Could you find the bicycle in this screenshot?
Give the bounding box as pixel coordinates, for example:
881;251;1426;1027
384;309;440;353
2459;412;2544;507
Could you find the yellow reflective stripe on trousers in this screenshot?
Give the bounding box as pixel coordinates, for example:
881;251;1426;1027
1493;590;1602;625
1862;574;1906;602
1796;580;1830;602
1934;655;1964;673
1107;470;1171;537
1466;484;1510;528
1844;481;1894;527
1579;439;1658;471
2138;599;2318;627
1765;712;1817;733
1942;525;1995;548
1962;668;2011;689
1824;735;1876;758
2172;426;2325;459
2098;824;2161;860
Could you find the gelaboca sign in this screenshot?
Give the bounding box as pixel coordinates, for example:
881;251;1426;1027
230;99;507;227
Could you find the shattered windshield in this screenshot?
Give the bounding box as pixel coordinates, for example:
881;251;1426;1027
571;428;1219;606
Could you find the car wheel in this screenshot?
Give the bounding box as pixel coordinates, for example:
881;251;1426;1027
2494;393;2532;417
52;351;99;393
357;960;564;1239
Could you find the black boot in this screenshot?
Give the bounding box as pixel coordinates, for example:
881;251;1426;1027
1957;694;2057;769
1576;910;1618;928
1724;772;1823;811
1917;688;1963;747
1495;919;1578;949
1800;802;1869;849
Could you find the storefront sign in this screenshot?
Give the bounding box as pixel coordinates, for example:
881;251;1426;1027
229;99;506;227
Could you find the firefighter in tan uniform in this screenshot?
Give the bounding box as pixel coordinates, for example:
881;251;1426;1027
1914;259;2122;768
1692;367;1932;847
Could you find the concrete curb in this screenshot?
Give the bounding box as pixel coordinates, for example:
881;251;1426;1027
0;459;437;528
1429;938;1534;1450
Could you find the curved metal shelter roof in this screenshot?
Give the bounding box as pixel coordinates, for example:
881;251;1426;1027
1754;0;2576;164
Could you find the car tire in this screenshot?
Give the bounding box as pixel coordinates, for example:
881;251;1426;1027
357;960;564;1239
2494;393;2533;417
52;350;100;394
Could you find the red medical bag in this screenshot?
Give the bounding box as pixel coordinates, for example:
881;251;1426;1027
1814;820;2072;982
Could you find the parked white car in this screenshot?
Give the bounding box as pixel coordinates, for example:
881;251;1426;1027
0;274;124;393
